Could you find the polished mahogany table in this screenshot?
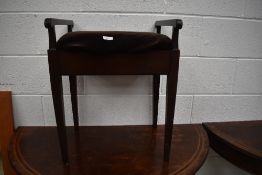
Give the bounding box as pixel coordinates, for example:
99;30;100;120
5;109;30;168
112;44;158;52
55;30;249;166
9;124;208;175
203;121;262;175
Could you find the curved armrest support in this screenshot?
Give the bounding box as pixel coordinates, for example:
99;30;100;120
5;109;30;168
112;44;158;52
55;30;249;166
155;19;183;49
44;18;74;28
44;18;74;49
155;19;183;29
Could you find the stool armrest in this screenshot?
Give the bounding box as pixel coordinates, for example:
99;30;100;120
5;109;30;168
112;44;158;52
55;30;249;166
44;18;74;49
44;18;74;28
155;19;183;29
155;19;183;49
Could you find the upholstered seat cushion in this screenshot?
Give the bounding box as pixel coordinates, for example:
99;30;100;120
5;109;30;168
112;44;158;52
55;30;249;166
57;31;173;53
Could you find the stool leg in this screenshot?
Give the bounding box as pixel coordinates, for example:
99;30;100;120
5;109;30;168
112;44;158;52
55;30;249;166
153;75;160;128
50;74;69;164
69;76;79;129
164;62;179;161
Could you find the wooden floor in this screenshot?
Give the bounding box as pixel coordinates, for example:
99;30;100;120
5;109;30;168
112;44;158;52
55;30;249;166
9;125;209;175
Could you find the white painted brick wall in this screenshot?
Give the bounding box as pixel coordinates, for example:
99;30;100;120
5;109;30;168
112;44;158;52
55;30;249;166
244;0;262;19
162;58;236;94
233;59;262;94
165;0;246;17
200;18;262;58
192;95;262;123
1;0;261;174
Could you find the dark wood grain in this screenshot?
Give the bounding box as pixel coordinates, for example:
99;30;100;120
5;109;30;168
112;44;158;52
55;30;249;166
164;51;180;161
44;18;73;49
203;121;262;175
155;19;182;49
48;50;69;163
69;76;79;128
153;75;160;128
58;51;171;75
0;91;16;175
9;125;208;175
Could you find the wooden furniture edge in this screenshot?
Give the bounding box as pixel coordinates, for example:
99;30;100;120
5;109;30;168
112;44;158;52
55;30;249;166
172;125;209;175
9;125;209;175
203;121;262;159
0;91;16;175
203;122;262;174
9;128;40;175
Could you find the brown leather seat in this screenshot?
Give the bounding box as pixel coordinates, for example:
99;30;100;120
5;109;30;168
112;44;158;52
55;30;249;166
57;31;173;53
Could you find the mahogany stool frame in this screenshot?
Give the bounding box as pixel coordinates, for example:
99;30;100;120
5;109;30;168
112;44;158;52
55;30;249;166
44;18;183;164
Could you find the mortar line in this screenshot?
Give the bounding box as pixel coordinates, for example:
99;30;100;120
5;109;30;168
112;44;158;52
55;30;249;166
11;94;262;97
0;11;262;22
1;55;262;60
